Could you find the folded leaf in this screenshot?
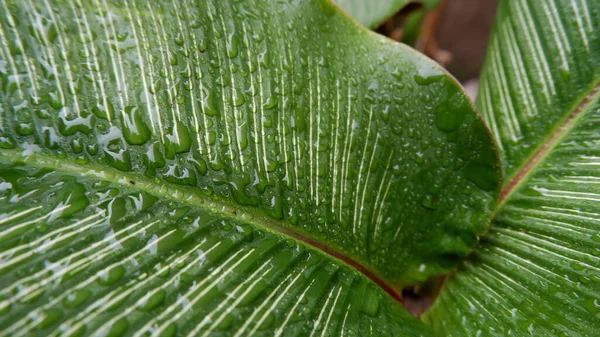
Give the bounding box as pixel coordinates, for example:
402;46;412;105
424;0;600;335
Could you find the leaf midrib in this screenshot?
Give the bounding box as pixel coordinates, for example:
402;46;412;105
0;148;403;302
497;78;600;210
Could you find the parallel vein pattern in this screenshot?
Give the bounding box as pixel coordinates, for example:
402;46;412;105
0;159;433;337
426;97;600;336
425;0;600;336
477;0;600;179
0;0;499;286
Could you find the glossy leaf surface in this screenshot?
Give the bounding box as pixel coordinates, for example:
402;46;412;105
0;0;498;287
424;0;600;335
0;156;433;337
476;0;600;180
0;0;499;335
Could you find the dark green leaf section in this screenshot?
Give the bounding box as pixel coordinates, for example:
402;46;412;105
0;154;433;337
333;0;439;29
425;0;600;335
0;0;499;287
476;0;600;180
424;95;600;336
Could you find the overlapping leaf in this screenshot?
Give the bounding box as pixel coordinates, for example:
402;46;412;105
333;0;439;29
0;0;498;335
424;0;600;335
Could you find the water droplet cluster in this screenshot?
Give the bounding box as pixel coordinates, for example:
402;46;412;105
0;162;428;336
0;0;498;287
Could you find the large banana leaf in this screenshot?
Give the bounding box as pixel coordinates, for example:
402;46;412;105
0;0;499;335
424;0;600;335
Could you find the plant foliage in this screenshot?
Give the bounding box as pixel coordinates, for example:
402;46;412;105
0;0;499;336
1;0;598;336
424;0;600;336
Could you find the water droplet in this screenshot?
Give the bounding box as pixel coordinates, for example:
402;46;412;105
120;106;151;145
232;88;245;106
0;135;16;149
435;93;466;133
70;138;84;154
63;289;91;308
35;308;63;330
413;69;444;86
92;102;114;120
48;184;89;222
163;164;197;186
98;265;125;286
138;289;166;311
226;34;238;58
35;109;51;119
463;163;498;192
580;298;600;315
103;317;128;337
174;32;184;46
15;122;34;136
58;109;94;136
263;96;277;110
99;127;132;171
168;50;177;66
46;91;64;109
360;285;379;317
165;121;192;159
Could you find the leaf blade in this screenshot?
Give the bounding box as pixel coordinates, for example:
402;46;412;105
0;156;435;337
425;96;600;335
425;0;600;335
0;0;499;288
475;0;600;182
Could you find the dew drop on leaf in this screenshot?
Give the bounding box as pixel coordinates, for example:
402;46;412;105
120;106;152;145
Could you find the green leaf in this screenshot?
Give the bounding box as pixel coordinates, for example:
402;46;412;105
477;0;600;181
333;0;439;29
424;0;600;335
0;157;434;336
0;0;499;288
333;0;411;28
0;0;499;335
399;8;426;47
